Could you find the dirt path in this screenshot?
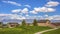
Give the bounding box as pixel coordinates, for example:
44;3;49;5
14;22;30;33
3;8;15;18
35;27;60;34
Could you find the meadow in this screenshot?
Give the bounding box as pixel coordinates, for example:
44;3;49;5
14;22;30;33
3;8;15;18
0;26;51;34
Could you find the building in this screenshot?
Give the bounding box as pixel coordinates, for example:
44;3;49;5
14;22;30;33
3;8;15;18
7;22;19;28
49;23;60;28
37;20;50;26
2;24;8;28
37;19;60;28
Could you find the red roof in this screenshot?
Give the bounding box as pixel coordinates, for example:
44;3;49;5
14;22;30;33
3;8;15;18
51;23;60;26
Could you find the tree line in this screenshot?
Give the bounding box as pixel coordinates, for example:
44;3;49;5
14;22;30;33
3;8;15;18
22;19;38;26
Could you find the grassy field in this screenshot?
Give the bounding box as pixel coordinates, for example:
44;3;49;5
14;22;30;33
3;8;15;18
42;28;60;34
0;26;51;34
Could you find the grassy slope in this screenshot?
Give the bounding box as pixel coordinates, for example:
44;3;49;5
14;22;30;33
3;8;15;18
42;28;60;34
0;26;51;34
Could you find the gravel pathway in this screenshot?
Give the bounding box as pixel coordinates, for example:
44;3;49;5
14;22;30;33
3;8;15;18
35;27;60;34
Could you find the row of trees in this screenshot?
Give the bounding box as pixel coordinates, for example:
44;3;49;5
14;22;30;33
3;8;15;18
22;19;38;26
0;19;38;27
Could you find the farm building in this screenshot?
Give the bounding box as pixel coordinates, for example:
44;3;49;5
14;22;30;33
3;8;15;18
7;22;19;28
37;19;50;26
37;20;60;28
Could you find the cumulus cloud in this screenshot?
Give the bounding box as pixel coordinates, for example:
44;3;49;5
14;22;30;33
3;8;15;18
2;1;21;6
33;15;60;20
12;9;21;13
46;15;60;20
30;7;55;14
47;8;55;12
24;5;31;8
26;14;29;16
10;14;26;20
39;7;47;12
11;8;29;14
44;14;49;17
0;14;12;21
34;7;41;12
51;15;60;20
46;1;60;7
30;10;38;14
0;14;26;20
34;7;55;12
0;14;60;20
0;14;12;16
21;8;28;14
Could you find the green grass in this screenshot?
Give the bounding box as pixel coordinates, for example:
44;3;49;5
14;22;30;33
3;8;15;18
42;28;60;34
0;26;51;34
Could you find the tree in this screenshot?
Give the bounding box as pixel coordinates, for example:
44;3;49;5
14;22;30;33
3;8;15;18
33;19;38;26
0;22;2;24
22;20;26;26
0;22;3;28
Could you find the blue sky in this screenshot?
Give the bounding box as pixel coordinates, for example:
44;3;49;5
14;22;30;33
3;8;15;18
0;0;60;20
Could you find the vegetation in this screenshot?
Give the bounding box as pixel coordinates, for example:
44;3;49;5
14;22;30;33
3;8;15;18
33;19;38;26
1;19;59;34
0;22;2;24
22;20;26;26
0;22;3;28
42;28;60;34
0;26;51;34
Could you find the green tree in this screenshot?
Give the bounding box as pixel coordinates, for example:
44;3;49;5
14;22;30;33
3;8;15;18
0;22;2;24
22;20;26;26
33;19;38;26
0;22;3;28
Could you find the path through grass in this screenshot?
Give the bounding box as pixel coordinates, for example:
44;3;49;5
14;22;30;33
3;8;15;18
42;28;60;34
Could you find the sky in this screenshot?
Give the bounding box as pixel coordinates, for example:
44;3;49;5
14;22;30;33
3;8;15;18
0;0;60;20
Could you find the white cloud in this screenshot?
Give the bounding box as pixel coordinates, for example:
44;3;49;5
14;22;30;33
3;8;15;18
24;5;31;8
0;14;26;20
46;1;60;7
52;15;60;20
30;10;38;14
0;14;60;20
34;7;49;12
26;14;29;16
30;7;55;14
34;7;41;12
0;14;12;21
34;7;55;12
34;15;60;20
38;7;47;12
44;14;49;17
12;9;21;13
54;17;60;20
25;15;60;20
2;1;21;6
47;15;60;20
47;8;55;12
11;8;29;14
21;8;28;14
10;14;26;20
0;14;12;16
